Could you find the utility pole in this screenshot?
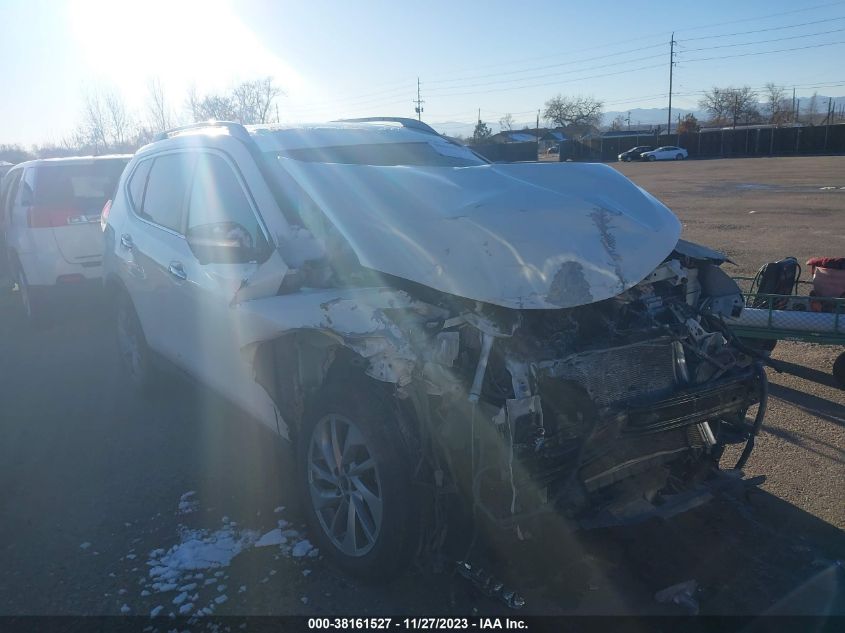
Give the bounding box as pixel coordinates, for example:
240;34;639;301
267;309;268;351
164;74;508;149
626;111;631;129
413;77;424;121
667;32;676;135
791;87;796;123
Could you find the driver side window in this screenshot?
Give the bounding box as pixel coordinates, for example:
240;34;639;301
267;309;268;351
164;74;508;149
187;153;263;253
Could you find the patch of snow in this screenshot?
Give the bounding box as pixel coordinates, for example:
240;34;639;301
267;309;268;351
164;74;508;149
300;596;309;605
125;554;137;560
79;542;91;550
274;506;285;514
214;595;228;605
141;590;150;597
118;589;127;595
178;583;197;592
238;585;247;593
173;592;188;605
302;569;311;577
217;584;226;592
178;491;199;515
120;604;130;614
150;605;164;618
255;528;286;548
178;602;193;615
269;570;277;576
292;539;313;558
203;578;216;586
308;548;320;558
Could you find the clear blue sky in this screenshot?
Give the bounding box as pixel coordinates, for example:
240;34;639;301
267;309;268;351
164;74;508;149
1;0;843;144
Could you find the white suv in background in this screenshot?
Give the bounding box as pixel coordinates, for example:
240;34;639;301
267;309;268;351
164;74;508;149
102;119;763;581
2;156;129;322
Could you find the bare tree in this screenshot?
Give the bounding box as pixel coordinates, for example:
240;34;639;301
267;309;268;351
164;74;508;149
71;87;137;152
699;86;760;127
104;89;132;146
186;77;283;124
146;78;175;133
762;83;789;125
543;95;603;132
608;114;625;131
232;77;283;124
498;113;515;131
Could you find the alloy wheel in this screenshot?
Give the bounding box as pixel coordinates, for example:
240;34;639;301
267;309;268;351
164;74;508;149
307;414;383;557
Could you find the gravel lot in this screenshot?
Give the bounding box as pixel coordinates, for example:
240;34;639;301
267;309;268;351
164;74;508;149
0;156;842;618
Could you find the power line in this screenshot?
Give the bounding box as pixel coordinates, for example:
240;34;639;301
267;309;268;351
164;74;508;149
681;26;845;52
684;39;845;63
681;15;845;41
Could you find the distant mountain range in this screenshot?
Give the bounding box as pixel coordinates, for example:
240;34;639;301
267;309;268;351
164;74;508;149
430;96;845;137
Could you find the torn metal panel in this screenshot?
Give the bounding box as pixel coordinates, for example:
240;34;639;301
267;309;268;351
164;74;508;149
236;287;421;385
274;159;681;310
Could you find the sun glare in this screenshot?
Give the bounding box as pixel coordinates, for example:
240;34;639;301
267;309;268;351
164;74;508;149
68;0;306;102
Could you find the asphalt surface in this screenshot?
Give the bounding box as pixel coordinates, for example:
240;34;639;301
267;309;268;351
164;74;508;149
0;156;843;619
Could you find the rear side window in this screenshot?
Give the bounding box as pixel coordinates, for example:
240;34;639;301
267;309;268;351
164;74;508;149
33;161;126;213
127;159;152;212
141;153;195;233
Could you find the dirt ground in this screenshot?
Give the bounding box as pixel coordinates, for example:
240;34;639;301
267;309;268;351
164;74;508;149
0;155;842;618
615;156;845;530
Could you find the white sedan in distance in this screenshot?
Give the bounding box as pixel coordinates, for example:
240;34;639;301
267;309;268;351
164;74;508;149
641;146;688;161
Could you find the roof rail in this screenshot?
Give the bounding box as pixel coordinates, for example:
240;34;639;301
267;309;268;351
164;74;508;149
333;117;440;136
152;121;252;143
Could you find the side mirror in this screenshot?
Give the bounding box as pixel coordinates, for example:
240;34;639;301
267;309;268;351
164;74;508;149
186;221;256;265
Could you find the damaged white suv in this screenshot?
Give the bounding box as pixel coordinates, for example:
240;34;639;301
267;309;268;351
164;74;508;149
103;119;766;579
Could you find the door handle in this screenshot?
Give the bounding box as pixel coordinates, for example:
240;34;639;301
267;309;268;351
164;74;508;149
168;261;187;281
120;234;134;250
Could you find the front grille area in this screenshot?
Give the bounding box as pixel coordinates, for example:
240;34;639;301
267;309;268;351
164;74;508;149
547;338;677;407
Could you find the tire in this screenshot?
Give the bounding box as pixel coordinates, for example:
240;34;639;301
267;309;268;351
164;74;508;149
297;377;419;581
14;264;49;327
648;155;657;161
741;337;777;355
115;290;158;394
833;352;845;388
675;153;684;160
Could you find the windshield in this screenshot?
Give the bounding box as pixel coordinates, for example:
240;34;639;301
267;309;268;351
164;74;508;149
271;141;485;167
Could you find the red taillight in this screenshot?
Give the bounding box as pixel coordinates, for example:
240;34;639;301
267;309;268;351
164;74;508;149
27;206;91;228
100;199;112;231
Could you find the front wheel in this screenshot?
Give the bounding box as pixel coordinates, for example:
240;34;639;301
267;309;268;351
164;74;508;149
675;153;685;160
298;378;418;581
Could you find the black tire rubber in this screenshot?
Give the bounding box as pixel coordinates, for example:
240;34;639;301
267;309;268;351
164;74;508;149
676;153;684;160
297;377;419;581
14;264;50;328
833;352;845;388
115;290;158;395
742;337;778;354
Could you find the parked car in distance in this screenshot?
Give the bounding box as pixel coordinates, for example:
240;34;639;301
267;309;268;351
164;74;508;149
640;146;688;161
617;145;653;162
546;145;559;155
2;155;130;322
103;119;764;581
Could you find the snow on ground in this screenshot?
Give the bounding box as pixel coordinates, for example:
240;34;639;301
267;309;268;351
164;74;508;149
129;492;318;615
177;490;199;515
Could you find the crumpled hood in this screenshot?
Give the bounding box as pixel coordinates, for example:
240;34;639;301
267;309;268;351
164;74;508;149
279;159;682;309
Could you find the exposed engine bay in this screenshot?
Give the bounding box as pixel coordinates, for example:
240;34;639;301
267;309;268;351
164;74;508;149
391;244;765;534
